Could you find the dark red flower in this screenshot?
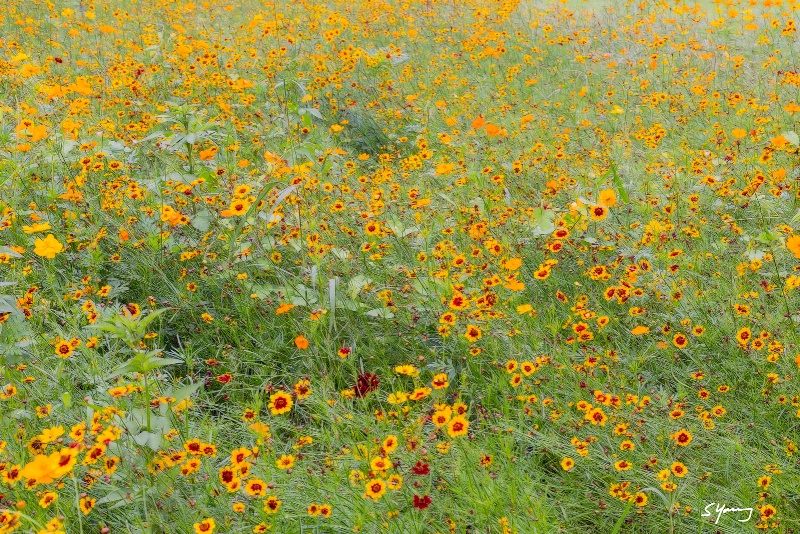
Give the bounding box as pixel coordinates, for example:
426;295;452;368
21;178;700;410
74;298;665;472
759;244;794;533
411;461;430;475
354;372;379;398
413;494;432;510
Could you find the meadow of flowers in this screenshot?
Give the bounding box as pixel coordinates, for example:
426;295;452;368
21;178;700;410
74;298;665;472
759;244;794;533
2;0;800;532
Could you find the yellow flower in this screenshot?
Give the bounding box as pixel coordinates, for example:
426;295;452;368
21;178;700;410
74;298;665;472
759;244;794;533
38;491;58;508
193;518;215;533
20;448;76;485
436;162;455;175
276;454;295;469
516;304;533;315
33;234;63;258
268;391;293;415
363;478;387;500
599;189;617;207
22;222;52;234
446;415;469;437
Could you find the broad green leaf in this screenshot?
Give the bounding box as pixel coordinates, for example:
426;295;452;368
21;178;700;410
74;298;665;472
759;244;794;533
366;307;394;319
132;430;162;451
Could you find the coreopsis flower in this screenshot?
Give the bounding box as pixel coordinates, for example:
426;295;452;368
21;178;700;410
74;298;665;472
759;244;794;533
268;391;293;415
363;478;386;501
33;234;63;258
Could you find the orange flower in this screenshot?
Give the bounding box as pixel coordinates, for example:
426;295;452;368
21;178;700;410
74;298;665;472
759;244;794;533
276;303;295;314
787;235;800;259
294;335;309;349
771;135;789;147
599;189;617;207
484;123;501;136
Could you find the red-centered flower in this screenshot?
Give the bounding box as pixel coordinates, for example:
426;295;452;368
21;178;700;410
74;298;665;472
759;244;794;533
217;373;232;384
354;372;379;398
413;494;432;510
411;461;430;475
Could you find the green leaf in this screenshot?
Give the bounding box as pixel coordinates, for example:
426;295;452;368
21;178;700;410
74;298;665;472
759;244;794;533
757;230;779;243
191;209;212;232
610;497;636;534
141;357;183;373
609;161;630;203
171;381;203;404
783;131;799;146
366;307;394;319
138;308;169;330
531;207;555;236
132;431;162;451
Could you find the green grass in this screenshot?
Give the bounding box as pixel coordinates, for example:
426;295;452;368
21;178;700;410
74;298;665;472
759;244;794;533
0;0;800;532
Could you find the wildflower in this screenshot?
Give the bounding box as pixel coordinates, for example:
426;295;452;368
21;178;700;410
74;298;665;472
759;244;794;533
599;189;617;207
20;449;77;485
38;491;58;508
413;494;432;509
354;372;380;398
446;415;469;437
263;496;281;514
194;518;215;533
54;339;74;358
245;478;267;497
80;496;96;514
431;373;449;389
589;205;608;221
787;235;800;259
670;428;693;447
670;462;688;477
268;392;293;415
411;461;430;475
293;380;311;399
585;407;608;426
614;460;632;471
276;303;294;314
33;234;64;258
370;456;392;472
276;454;295;469
364;478;387;500
387;474;402;490
464;324;482;342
